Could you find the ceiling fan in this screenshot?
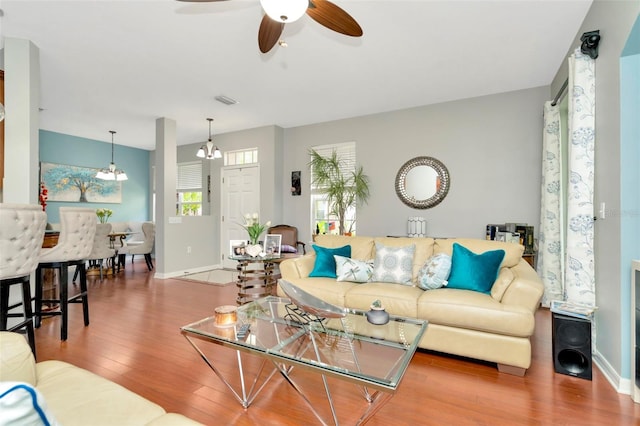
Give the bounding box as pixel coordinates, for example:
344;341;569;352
177;0;363;53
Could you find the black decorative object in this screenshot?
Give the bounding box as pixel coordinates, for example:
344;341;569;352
291;171;301;196
580;30;601;60
552;313;592;380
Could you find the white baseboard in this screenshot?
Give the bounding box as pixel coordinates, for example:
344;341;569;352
154;263;222;279
593;349;632;395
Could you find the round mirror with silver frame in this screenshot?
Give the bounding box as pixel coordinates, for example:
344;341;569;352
395;156;450;209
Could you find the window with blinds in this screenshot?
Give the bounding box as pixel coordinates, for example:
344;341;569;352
176;162;202;216
310;142;357;235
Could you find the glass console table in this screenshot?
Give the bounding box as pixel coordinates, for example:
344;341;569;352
181;296;427;425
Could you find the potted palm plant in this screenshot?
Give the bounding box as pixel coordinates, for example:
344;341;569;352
309;148;370;235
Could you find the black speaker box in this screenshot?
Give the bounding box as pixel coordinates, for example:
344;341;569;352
552;312;592;380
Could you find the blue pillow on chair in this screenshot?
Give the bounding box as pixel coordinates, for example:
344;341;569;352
447;243;505;294
309;244;351;278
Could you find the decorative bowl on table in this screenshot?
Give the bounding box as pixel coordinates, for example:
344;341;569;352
278;279;347;319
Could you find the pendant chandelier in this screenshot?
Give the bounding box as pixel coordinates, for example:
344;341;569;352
196;118;222;160
96;130;128;181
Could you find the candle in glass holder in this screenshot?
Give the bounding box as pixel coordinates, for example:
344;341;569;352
214;305;237;326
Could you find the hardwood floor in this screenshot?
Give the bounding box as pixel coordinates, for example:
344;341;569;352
33;260;639;425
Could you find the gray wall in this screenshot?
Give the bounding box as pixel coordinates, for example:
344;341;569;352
549;0;640;383
281;86;548;244
163;125;283;275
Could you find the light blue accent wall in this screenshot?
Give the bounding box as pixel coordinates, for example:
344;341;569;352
39;130;151;224
620;15;640;379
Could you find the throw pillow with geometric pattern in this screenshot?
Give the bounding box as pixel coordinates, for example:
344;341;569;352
371;242;415;285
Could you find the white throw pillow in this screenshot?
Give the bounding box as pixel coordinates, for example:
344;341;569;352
334;255;374;283
418;253;452;290
0;381;59;426
371;242;415;285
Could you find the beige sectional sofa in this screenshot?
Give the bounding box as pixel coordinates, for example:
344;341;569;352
0;332;202;425
278;235;544;375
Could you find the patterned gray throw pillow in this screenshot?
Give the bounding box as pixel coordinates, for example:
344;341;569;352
371;242;415;285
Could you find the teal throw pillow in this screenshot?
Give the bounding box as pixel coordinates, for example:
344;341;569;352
309;244;351;278
418;253;452;290
334;255;374;283
447;243;505;294
372;242;415;285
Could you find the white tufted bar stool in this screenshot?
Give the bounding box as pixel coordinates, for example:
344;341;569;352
0;203;47;358
73;223;116;282
35;207;96;341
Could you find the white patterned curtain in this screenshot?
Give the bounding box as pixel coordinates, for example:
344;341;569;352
539;48;596;307
538;102;564;307
565;48;596;306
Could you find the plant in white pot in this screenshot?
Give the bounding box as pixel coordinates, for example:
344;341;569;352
309;148;370;235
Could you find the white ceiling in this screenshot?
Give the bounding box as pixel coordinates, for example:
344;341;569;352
1;0;593;150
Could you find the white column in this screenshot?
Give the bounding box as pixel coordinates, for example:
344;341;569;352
3;38;40;204
154;117;177;277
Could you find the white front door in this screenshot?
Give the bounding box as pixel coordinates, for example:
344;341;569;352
221;165;260;269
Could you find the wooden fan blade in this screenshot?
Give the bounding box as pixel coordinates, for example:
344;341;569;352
258;15;284;53
306;0;363;37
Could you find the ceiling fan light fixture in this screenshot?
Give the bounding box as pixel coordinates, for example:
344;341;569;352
260;0;308;23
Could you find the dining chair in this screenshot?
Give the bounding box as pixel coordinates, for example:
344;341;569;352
73;223;116;282
267;224;306;254
118;222;155;271
35;207;96;341
0;203;47;358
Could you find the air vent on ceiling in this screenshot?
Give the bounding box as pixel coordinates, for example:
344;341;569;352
215;95;238;106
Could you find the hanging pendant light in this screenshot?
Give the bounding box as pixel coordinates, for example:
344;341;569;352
196;118;222;160
96;130;128;181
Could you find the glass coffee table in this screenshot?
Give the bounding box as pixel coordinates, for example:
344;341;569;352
181;295;427;425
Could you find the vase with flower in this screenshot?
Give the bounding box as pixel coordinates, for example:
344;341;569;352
239;213;270;256
96;208;113;224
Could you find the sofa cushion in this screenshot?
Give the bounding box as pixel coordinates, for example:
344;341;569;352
447;243;505;294
0;332;37;386
345;282;424;317
372;242;415;285
417;253;452;290
313;235;374;261
334;255;373;283
36;360;167;425
434;238;523;268
417;288;535;337
0;381;59;426
309;244;351;278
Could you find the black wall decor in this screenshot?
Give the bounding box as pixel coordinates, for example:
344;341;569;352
580;30;601;59
291;171;301;196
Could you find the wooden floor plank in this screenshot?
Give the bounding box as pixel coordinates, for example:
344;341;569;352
32;260;640;425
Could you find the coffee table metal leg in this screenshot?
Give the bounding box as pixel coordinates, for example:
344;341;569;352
183;335;278;408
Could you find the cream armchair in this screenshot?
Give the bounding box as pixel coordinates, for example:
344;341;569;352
0;332;203;425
